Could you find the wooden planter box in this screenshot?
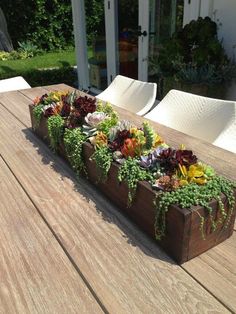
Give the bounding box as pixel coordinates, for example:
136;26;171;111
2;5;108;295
29;105;236;264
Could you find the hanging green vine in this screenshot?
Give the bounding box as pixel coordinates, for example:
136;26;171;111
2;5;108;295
47;115;64;151
63;128;86;175
154;176;236;240
91;146;113;182
33;104;44;128
118;157;155;207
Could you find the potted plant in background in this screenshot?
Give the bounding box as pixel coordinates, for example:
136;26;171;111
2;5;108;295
151;17;236;99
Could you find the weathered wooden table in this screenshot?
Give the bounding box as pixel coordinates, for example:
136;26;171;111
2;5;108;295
0;84;235;313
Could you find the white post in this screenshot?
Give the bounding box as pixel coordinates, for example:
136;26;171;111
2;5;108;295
71;0;89;90
104;0;118;84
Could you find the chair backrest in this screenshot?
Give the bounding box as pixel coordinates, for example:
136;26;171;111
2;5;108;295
0;76;31;93
145;89;236;153
96;75;157;116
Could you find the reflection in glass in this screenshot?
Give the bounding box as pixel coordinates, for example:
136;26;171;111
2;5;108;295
118;0;139;79
85;1;107;90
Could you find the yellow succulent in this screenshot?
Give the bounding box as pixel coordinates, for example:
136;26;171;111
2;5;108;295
178;164;207;186
50;91;67;102
130;127;146;146
93;131;108;147
152;133;164;148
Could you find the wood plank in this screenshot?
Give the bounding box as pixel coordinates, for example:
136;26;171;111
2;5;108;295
183;232;236;313
19;84;74;101
0;90;36;127
0;157;103;314
0;86;66;128
0;96;229;312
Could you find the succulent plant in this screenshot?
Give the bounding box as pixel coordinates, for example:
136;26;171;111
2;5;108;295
74;95;96;118
84;111;108;127
153;175;180;191
109;130;131;151
139;146;167;169
109;120;133;142
113;150;125;164
142;121;156;150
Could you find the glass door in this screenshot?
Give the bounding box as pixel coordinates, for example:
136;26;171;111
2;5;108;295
102;0;184;87
85;1;108;91
148;0;184;84
117;0;139;79
110;0;149;81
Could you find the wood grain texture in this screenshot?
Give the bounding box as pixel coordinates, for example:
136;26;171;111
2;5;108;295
0;157;103;314
0;91;230;313
183;232;236;313
0;90;33;127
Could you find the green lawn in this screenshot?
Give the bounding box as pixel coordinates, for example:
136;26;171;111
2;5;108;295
0;49;77;87
0;49;76;77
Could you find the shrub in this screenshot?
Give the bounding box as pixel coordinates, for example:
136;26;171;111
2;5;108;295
158;17;228;76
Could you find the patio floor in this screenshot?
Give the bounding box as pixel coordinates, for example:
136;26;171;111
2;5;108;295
0;84;235;313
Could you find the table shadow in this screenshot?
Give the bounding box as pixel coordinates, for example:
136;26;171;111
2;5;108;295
22;127;176;265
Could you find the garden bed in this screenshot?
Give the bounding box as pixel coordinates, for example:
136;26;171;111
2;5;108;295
29;98;236;264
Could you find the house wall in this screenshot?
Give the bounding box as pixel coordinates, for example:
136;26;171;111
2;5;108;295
183;0;236;60
212;0;236;61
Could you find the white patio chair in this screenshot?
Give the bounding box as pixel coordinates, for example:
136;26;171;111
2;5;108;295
144;89;236;153
96;75;157;116
0;76;31;93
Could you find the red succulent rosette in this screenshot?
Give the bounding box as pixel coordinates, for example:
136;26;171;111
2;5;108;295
109;130;131;151
74;96;96;118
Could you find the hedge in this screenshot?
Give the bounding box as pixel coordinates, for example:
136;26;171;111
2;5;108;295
1;0;104;51
0;67;77;88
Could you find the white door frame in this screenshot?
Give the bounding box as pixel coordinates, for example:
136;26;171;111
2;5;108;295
104;0;118;85
71;0;89;90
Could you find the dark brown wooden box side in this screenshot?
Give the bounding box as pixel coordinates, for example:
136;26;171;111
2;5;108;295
187;193;236;260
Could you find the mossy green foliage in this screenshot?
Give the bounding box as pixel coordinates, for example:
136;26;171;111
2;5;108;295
118;157;155;207
63;128;86;175
154;176;236;240
91;146;113;182
47;115;64;151
33;104;44;128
